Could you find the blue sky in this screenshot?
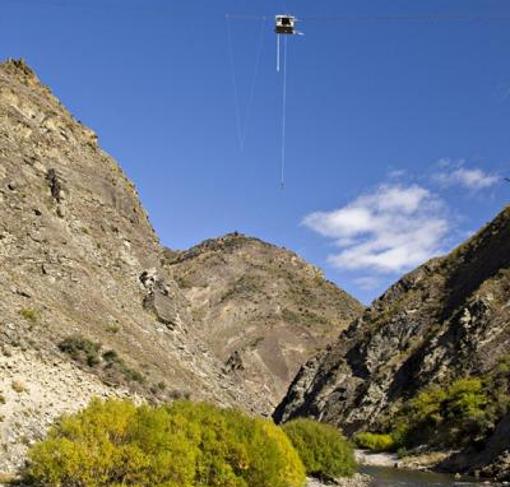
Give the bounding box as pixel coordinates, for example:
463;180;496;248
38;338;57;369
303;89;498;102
2;0;510;304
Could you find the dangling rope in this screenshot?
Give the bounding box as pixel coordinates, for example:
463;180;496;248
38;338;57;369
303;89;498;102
226;14;266;152
280;35;288;189
276;34;281;72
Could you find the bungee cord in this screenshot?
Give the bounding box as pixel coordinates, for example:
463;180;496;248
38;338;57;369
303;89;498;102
280;35;288;190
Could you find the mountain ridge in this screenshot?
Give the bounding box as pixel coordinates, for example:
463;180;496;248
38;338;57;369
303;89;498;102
165;231;364;407
274;205;510;478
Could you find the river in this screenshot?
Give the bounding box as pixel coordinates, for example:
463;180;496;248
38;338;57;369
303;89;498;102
361;465;491;486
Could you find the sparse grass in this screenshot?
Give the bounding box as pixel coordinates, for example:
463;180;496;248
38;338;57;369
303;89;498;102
19;308;38;324
102;349;145;383
249;336;264;349
105;323;120;334
219;275;261;302
168;389;191;400
281;307;330;328
174;275;194;289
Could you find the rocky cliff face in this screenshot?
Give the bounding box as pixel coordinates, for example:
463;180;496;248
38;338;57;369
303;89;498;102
0;59;255;471
165;234;363;407
274;207;510;477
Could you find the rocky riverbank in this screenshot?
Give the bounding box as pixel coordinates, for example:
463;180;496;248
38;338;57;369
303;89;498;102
307;474;372;487
355;450;398;467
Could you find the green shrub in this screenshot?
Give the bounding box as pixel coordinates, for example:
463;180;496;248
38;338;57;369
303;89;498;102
105;323;120;334
282;418;356;480
167;401;306;487
23;399;306;487
25;399;197;487
354;432;396;452
355;363;510;454
58;336;145;384
393;377;496;449
396;447;409;459
101;349;144;383
58;335;101;367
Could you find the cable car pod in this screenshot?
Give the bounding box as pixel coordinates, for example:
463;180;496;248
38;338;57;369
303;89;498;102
275;15;298;35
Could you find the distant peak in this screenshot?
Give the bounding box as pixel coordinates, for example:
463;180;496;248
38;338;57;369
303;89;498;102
1;58;38;82
193;232;264;251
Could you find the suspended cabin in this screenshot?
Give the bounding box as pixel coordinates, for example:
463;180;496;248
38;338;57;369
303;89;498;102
275;15;297;35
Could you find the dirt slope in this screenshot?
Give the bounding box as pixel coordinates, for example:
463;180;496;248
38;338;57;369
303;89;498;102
166;233;363;407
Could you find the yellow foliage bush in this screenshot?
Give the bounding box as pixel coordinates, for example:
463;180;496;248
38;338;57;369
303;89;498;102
283;418;356;480
24;399;306;487
165;401;305;487
353;432;396;452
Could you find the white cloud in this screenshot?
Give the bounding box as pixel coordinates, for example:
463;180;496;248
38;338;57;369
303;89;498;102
303;184;449;274
354;276;382;291
433;162;499;190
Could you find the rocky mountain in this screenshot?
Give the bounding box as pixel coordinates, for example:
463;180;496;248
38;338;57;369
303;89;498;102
165;234;363;407
0;59;363;474
274;206;510;478
0;59;258;471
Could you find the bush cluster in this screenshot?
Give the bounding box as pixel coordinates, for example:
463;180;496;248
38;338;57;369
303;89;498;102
23;399;306;487
359;358;510;453
58;336;101;367
282;418;356;480
394;377;497;449
58;335;144;384
353;432;395;452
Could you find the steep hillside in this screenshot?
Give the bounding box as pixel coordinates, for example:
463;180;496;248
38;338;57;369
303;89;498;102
274;207;510;478
0;59;253;471
165;234;363;407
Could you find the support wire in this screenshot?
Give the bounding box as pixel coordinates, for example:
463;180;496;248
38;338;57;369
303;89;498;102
226;15;266;152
